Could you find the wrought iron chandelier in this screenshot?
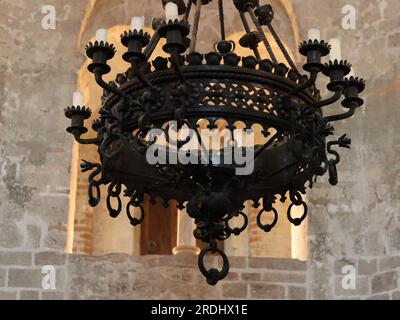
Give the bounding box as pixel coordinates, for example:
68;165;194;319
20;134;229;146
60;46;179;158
64;0;365;285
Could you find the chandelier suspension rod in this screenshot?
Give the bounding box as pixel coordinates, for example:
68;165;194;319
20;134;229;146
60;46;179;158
246;8;277;64
239;12;261;60
144;34;160;59
144;19;162;59
131;59;153;87
190;0;203;53
218;0;226;41
184;0;193;21
266;23;297;71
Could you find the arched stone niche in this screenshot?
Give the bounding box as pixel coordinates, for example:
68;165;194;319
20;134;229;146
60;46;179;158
66;0;307;261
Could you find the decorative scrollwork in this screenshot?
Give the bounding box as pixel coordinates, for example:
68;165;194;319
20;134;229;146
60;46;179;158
80;160;103;207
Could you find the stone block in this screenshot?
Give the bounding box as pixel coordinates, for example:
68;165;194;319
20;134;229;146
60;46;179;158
0;222;23;248
34;251;67;266
0;251;32;266
288;286;306;300
249;257;306;271
8;268;64;290
371;271;398;294
42;291;65;300
0;269;6;287
250;283;285;299
0;291;17;300
222;283;248;298
26;225;41;248
366;293;390;300
20;291;40;300
334;258;356;275
358;259;377;275
262;272;306;284
334;276;369;296
378;256;400;272
392;290;400;300
241;272;261;281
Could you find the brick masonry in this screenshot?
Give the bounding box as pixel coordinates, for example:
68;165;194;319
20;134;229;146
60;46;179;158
0;0;400;300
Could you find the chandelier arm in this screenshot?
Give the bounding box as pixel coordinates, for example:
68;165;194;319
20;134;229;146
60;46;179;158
130;59;153;87
313;87;343;108
290;70;318;95
323;105;356;123
239;12;261;60
189;0;202;53
170;50;186;82
218;0;226;41
71;131;99;145
247;8;278;64
266;23;297;71
94;72;127;99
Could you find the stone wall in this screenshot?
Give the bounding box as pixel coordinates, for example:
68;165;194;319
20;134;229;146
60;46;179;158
0;0;399;300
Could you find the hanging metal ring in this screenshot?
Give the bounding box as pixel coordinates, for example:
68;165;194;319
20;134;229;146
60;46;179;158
257;207;278;232
226;211;248;236
287;201;308;226
127;203;145;226
198;247;230;286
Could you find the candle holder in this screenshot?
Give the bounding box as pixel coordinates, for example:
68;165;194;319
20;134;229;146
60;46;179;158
186;52;204;65
86;41;116;74
239;31;261;52
233;0;259;11
65;106;92;135
322;60;351;91
121;30;151;62
341;77;366;108
158;19;190;54
299;40;331;72
254;4;274;25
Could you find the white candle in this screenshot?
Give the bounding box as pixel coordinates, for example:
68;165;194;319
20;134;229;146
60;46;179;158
73;91;84;106
308;28;321;41
131;16;145;32
329;38;342;62
96;28;108;42
165;2;179;21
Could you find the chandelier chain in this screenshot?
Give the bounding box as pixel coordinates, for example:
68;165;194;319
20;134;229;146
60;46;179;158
218;0;226;41
247;8;278;64
189;0;203;53
266;23;297;71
